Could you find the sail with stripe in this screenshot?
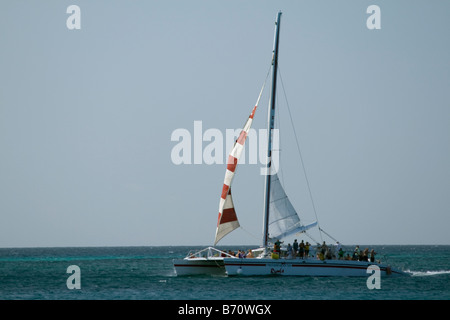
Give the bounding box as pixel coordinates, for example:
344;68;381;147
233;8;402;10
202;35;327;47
214;105;258;245
214;66;269;246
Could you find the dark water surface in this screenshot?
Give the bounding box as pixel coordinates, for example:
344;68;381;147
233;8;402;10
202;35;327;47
0;245;449;300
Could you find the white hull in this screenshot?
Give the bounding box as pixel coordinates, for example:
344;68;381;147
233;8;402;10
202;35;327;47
224;258;407;277
173;257;226;276
173;247;242;276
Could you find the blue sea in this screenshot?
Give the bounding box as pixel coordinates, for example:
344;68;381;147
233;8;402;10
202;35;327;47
0;245;449;300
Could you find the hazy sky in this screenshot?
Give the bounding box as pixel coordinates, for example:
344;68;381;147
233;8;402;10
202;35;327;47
1;1;449;247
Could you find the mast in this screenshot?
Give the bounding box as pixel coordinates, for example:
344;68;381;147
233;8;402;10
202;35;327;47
262;11;282;248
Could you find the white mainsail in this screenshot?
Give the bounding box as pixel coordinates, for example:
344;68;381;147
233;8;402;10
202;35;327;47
268;173;317;241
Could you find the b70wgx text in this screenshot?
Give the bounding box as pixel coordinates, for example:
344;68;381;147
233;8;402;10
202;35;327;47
178;304;271;317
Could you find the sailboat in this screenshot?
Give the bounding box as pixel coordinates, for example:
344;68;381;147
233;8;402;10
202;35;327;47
173;11;407;277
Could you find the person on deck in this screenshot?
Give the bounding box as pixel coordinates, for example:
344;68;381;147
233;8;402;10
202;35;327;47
293;239;299;257
338;248;345;260
335;241;342;254
274;239;283;254
299;240;305;259
361;248;369;262
353;245;360;261
287;243;293;259
305;242;310;258
320;241;328;256
370;249;377;263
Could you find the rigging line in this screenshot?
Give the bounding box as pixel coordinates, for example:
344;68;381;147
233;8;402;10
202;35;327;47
319;227;341;245
255;64;272;107
236;64;272;137
274;88;285;189
304;231;321;246
239;226;260;242
277;66;323;242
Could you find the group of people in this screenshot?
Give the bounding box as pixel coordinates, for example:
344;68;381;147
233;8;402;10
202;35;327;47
320;242;378;262
222;249;255;259
273;240;379;263
275;239;312;259
316;241;335;260
350;245;377;262
220;241;378;263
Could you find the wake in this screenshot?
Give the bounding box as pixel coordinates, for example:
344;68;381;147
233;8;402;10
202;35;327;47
407;270;450;277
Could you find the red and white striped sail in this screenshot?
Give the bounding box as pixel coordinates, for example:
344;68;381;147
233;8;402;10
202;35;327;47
214;105;258;245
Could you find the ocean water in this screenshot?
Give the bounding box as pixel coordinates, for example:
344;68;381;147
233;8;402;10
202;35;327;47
0;245;449;300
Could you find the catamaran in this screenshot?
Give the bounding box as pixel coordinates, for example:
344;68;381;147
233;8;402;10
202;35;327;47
173;11;407;277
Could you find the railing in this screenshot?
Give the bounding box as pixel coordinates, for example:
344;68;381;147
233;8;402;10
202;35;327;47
185;247;237;259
